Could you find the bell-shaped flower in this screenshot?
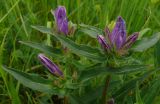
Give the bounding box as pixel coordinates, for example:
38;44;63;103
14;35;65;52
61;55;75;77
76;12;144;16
52;6;69;35
111;16;126;49
38;54;63;77
51;6;77;36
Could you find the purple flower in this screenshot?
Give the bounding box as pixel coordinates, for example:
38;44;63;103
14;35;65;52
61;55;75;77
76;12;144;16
123;32;139;48
97;35;110;51
38;54;63;77
52;6;69;35
111;16;126;49
97;16;138;54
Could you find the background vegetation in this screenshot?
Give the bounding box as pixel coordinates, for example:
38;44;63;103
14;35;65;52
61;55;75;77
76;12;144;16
0;0;160;104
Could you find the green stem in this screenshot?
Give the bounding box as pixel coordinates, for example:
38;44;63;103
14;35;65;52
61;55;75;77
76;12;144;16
64;96;68;104
102;75;111;104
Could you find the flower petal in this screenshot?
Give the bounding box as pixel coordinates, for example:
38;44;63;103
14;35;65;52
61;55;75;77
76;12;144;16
38;54;63;77
123;32;139;48
97;35;110;51
111;16;126;49
115;33;124;49
52;6;69;35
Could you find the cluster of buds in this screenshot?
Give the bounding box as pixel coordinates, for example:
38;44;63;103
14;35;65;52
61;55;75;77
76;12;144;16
51;6;76;35
97;16;138;55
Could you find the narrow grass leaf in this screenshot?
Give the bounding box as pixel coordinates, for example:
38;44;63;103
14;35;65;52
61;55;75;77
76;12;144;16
138;28;151;40
135;82;144;104
143;78;160;104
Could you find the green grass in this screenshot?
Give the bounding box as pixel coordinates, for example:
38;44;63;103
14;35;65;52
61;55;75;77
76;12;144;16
0;0;160;104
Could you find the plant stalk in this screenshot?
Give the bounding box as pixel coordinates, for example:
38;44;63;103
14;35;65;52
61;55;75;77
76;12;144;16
102;75;111;104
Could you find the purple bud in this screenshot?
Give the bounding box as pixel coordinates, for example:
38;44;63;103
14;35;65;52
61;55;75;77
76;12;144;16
38;54;63;77
111;16;126;49
97;35;110;51
115;30;126;49
52;6;69;35
123;32;139;48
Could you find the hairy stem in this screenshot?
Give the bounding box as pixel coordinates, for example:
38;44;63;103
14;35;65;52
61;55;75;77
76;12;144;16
64;96;68;104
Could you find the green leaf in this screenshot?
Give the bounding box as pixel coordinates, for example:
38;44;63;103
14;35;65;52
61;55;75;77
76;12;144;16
55;35;105;62
138;28;151;40
79;86;103;104
32;26;106;62
79;24;103;38
65;81;80;89
68;86;103;104
135;82;144;104
113;78;138;99
32;25;52;34
68;95;83;104
2;65;60;94
113;70;155;100
132;32;160;52
19;41;63;60
80;64;148;81
143;78;160;104
154;40;160;67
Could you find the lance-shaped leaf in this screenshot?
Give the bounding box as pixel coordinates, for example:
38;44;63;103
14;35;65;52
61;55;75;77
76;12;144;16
131;32;160;52
2;66;61;95
79;24;103;38
79;64;148;81
138;28;151;40
32;26;106;62
55;35;106;61
19;41;63;60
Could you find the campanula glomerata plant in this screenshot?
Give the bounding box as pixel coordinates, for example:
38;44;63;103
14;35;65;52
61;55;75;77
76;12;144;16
2;4;160;104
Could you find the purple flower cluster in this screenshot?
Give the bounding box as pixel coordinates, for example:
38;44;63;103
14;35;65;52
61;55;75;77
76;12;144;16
38;54;63;77
97;16;138;54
